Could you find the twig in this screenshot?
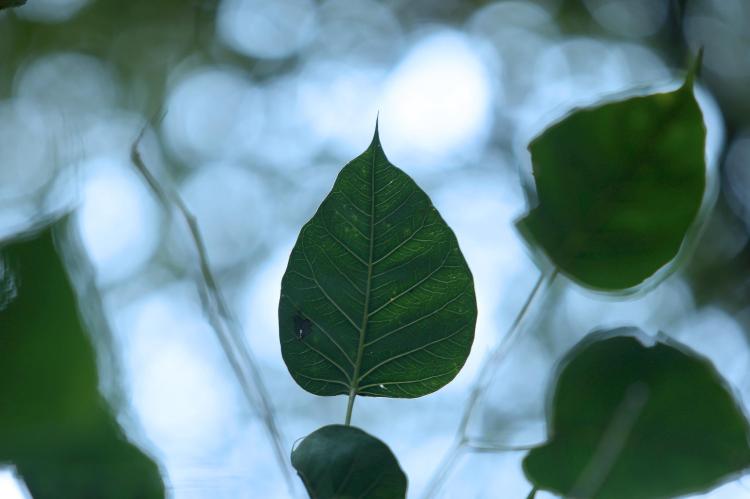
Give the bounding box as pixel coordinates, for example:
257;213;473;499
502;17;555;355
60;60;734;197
458;270;556;437
423;441;467;496
464;441;538;454
130;123;298;496
421;269;558;498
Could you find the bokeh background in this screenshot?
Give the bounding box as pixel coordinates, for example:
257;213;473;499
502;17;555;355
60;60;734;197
1;0;750;497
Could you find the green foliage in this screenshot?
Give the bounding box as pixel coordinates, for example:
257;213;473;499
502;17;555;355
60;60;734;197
523;328;750;499
0;0;25;10
280;125;477;497
516;65;706;290
291;425;407;499
1;1;745;497
279;126;476;398
0;220;164;499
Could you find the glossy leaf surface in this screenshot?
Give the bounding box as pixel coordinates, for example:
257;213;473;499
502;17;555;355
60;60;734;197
292;425;407;499
517;68;706;290
0;221;164;499
524;328;750;499
279;127;476;398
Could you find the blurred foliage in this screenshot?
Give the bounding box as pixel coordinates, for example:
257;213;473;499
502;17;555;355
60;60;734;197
291;425;407;499
524;328;750;499
1;0;750;497
517;64;705;290
0;219;164;499
0;0;212;111
0;0;26;11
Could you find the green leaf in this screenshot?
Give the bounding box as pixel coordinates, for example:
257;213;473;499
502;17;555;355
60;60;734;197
278;125;476;398
0;220;164;499
291;425;407;499
523;328;750;499
0;0;26;10
516;64;706;290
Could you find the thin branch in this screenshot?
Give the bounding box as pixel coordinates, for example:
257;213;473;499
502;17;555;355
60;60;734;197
424;440;467;496
464;441;539;454
130;123;298;496
420;269;558;499
458;270;557;437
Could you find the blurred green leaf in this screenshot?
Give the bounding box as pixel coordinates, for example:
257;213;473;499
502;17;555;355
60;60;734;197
291;425;407;499
0;0;25;10
523;328;750;499
0;220;164;499
279;125;476;398
517;66;706;290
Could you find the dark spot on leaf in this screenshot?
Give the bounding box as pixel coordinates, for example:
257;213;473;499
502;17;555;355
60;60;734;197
294;314;312;341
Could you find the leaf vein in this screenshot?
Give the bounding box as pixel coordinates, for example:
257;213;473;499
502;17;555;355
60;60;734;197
364;289;468;347
367;250;451;318
358;324;467;383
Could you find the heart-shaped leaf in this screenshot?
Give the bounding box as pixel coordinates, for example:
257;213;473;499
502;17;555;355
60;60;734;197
279;125;476;398
517;61;706;290
0;220;164;499
292;425;407;499
523;328;750;499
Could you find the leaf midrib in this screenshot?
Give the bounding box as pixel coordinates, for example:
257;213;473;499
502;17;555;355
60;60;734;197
349;143;378;400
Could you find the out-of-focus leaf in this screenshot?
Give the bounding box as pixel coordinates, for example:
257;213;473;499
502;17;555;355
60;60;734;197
0;220;164;499
291;425;407;499
523;328;750;499
0;0;26;10
517;63;706;290
279;125;476;398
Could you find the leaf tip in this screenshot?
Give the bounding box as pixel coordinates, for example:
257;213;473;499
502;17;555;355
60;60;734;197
371;113;381;146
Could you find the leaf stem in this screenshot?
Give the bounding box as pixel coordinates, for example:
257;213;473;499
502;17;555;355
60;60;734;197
130;123;298;496
344;388;356;426
420;269;557;499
